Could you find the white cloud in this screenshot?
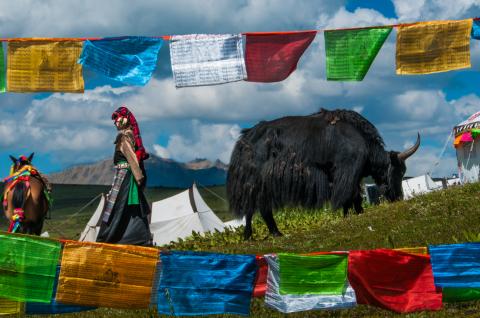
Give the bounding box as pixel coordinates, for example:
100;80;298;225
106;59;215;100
153;144;171;159
155;121;241;163
392;0;480;21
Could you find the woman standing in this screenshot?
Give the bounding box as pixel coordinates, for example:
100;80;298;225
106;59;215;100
96;106;151;246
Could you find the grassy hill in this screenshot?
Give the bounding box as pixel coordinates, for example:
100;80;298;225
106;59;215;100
6;182;480;317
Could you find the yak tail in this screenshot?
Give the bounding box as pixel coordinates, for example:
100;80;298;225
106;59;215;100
12;182;27;210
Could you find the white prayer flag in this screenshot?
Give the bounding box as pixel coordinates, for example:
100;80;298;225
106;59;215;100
170;34;247;88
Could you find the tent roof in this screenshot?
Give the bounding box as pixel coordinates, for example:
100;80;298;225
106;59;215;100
454;111;480;135
150;184;225;246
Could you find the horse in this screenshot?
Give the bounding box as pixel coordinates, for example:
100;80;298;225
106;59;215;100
3;153;50;235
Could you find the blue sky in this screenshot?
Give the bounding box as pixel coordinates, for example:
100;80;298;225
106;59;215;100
1;0;480;178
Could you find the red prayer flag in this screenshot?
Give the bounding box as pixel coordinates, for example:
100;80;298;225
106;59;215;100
245;31;317;82
253;255;267;297
348;249;442;313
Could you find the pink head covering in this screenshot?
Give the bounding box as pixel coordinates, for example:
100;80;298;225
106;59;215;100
112;106;149;162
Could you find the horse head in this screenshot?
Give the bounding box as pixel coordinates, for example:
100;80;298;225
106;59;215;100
9;153;34;173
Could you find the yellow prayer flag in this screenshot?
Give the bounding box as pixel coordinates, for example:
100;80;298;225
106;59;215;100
7;39;84;92
395;247;428;255
0;297;22;315
56;241;159;309
396;19;472;75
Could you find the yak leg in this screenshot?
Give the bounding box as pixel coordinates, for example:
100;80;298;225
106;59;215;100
342;200;353;217
353;190;364;214
259;206;282;237
331;165;362;217
244;212;254;241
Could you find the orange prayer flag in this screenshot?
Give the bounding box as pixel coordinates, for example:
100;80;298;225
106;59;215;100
396;19;472;75
7;39;84;92
56;241;159;309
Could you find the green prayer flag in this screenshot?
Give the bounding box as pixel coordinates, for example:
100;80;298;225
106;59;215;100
279;253;348;295
443;287;480;303
0;233;61;303
0;44;5;92
325;27;392;81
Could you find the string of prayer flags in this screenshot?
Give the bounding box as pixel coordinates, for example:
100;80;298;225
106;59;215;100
253;255;268;297
0;233;61;303
265;254;356;313
26;266;96;315
279;253;348;295
348;249;442;313
78;37;163;85
325;27;391;81
7;40;84;92
169;34;247;88
429;242;480;288
156;251;257;316
396;19;472;75
244;31;316;82
55;241;159;309
472;19;480;39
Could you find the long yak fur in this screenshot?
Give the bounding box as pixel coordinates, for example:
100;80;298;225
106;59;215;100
227;108;416;239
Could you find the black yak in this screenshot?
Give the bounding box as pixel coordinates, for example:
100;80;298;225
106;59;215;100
227;109;420;240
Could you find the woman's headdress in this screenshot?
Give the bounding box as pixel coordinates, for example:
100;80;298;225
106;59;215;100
112;106;149;162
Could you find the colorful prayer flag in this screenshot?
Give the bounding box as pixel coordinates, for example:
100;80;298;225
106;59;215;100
395;246;428;255
443;287;480;303
348;249;442;313
0;297;22;315
265;254;356;313
169;34;246;88
279;253;348;295
78;37;163;85
396;19;472;75
156;251;257;316
325;27;391;81
253;255;268;297
0;233;61;303
245;31;316;82
55;241;159;309
472;19;480;39
429;242;480;288
7;39;84;92
26;266;95;315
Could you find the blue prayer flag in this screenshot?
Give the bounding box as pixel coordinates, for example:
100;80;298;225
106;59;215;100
26;266;96;315
157;250;257;316
78;36;163;85
429;243;480;288
472;20;480;39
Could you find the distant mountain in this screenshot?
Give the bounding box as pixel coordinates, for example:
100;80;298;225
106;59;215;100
48;155;228;188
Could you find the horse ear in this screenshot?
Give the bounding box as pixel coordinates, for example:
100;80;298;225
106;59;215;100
9;155;17;164
28;152;34;162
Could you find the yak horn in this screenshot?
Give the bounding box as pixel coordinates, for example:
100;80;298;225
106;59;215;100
398;133;420;161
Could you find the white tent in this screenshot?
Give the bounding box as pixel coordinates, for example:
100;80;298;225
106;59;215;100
79;194;105;242
402;175;442;199
454;111;480;184
150;184;226;246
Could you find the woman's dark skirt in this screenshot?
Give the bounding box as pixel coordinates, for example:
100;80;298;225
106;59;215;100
96;169;151;246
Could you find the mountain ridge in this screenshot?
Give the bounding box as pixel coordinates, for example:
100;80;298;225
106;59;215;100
48;156;228;188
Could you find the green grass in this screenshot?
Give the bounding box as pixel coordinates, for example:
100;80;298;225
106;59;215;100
6;183;480;317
